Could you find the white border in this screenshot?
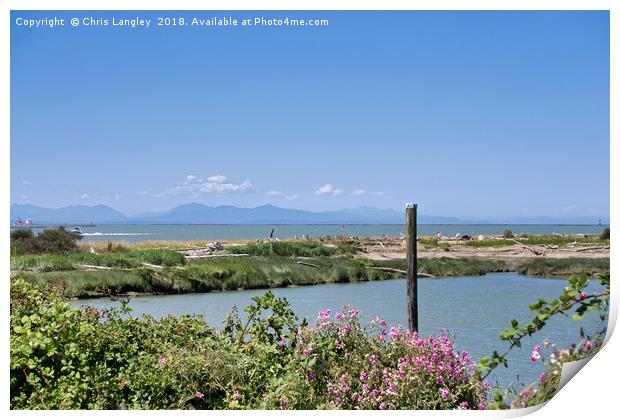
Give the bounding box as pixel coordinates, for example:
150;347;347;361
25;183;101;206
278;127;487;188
2;1;616;419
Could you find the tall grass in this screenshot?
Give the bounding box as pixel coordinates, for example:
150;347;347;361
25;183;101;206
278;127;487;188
18;256;514;298
466;235;609;248
517;258;610;277
11;249;185;272
227;241;356;257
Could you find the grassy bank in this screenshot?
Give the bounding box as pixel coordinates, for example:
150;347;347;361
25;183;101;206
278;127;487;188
10;249;185;272
17;256;508;298
465;235;609;248
517;258;610;277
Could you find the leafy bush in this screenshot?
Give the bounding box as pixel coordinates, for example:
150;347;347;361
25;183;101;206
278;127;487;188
10;229;38;255
600;227;610;241
10;281;488;410
477;273;609;409
11;227;81;256
503;230;514;239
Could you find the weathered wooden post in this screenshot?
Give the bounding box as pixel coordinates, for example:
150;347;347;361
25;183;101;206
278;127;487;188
406;203;418;332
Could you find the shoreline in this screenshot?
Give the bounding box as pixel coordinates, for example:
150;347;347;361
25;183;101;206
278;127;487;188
13;235;610;300
65;270;595;302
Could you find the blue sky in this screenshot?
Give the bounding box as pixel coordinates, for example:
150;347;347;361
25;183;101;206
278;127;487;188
10;11;609;220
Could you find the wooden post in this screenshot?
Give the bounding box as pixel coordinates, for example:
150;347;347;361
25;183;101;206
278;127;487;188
406;203;418;332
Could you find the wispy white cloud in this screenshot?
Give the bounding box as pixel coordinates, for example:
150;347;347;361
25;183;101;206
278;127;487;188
286;194;300;200
136;190;150;195
80;193;91;200
561;204;577;213
266;190;283;198
19;195;28;200
156;175;253;198
207;175;227;183
21;180;33;186
352;188;383;197
314;184;343;196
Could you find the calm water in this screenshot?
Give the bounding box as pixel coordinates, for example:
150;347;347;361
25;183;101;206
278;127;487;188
72;273;606;390
30;223;609;243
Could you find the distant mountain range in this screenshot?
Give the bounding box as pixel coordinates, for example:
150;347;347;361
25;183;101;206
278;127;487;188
10;203;608;225
11;203;470;225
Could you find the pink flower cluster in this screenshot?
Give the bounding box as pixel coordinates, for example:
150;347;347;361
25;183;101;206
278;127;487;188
293;307;487;409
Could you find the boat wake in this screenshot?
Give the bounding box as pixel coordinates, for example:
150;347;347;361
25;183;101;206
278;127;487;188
80;232;154;236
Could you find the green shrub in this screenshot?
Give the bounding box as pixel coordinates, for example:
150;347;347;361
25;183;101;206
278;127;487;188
10;227;81;256
600;227;610;241
10;281;488;409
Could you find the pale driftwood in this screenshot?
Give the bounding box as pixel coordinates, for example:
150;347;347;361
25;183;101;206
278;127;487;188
142;262;163;269
509;239;543;256
296;261;320;268
368;266;435;278
185;253;250;259
572;246;610;252
78;264;115;270
378;242;385;248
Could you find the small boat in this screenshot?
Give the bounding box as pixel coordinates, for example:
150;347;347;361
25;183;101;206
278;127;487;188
14;217;33;227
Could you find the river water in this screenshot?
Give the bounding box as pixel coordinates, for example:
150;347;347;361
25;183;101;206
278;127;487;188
32;223;609;243
72;272;606;390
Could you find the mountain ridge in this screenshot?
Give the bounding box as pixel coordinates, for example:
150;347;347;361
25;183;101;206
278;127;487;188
9;203;608;225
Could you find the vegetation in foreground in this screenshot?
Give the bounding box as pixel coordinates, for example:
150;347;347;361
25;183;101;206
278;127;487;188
10;279;487;409
480;273;609;408
10;272;609;410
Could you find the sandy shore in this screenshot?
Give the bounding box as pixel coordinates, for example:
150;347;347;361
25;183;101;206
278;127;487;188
352;239;609;269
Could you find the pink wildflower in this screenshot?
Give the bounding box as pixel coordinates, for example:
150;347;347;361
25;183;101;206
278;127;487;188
531;345;541;362
278;338;288;346
158;357;167;365
379;402;386;410
578;292;588;299
368;354;378;364
457;401;469;410
539;372;547;383
440;388;450;399
195;391;204;398
348;308;360;318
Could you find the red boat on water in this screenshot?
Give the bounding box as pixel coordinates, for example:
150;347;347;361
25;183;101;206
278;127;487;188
14;217;33;227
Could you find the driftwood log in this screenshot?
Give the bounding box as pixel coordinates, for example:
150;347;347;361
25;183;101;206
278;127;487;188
368;266;435;278
509;239;544;256
185;253;250;259
296;261;320;268
573;246;610;252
